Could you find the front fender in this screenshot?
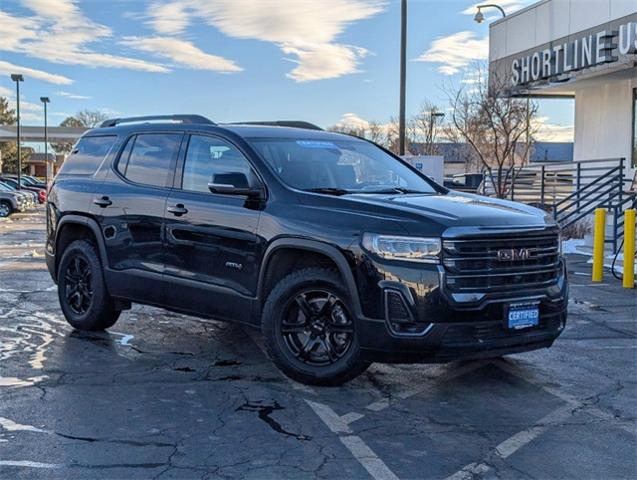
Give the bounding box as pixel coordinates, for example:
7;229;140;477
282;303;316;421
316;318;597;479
257;237;362;318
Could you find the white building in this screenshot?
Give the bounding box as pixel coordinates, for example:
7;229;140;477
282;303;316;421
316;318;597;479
488;0;636;180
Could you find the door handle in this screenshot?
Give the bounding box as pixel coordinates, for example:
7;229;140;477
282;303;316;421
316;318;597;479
93;196;112;208
167;204;188;216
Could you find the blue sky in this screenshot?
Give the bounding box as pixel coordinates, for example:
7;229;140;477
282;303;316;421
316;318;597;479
0;0;573;147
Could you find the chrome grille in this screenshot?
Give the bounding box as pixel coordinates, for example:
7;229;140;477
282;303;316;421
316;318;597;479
442;231;560;293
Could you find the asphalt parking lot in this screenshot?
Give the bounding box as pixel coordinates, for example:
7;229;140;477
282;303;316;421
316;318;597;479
1;208;635;480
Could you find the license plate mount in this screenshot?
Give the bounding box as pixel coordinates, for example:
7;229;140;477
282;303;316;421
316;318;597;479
507;303;539;330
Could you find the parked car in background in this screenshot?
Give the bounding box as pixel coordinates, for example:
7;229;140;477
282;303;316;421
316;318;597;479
443;173;484;193
0;185;27;217
21;175;47;189
0;176;46;204
0;180;37;208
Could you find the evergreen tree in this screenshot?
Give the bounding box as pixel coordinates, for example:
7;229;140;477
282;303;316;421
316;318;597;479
0;96;30;174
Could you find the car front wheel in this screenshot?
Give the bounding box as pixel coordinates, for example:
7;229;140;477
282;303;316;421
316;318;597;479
262;267;370;386
0;201;12;218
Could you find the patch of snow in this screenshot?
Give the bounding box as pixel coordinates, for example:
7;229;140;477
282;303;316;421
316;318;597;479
561;238;587;255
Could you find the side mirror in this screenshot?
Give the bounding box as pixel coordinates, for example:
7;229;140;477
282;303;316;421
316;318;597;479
208;172;263;199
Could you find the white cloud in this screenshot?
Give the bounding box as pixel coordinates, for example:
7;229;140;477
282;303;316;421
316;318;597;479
121;37;242;72
335;112;371;130
146;1;191;35
146;0;385;82
0;60;73;85
534;117;574;142
0;1;169;73
414;31;488;75
56;91;91;100
0;10;39;50
282;43;368;82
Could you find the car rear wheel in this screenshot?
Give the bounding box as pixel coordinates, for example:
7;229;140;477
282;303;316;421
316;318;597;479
262;267;370;386
0;201;12;218
57;239;120;331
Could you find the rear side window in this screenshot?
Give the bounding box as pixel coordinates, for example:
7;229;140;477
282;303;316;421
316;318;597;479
117;133;181;188
58;136;116;175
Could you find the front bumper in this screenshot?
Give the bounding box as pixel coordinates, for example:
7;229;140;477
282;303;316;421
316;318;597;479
355;257;568;364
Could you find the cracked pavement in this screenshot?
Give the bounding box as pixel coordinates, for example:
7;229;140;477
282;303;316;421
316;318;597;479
1;208;635;479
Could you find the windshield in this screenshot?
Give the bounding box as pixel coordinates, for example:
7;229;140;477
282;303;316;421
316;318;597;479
248;137;437;194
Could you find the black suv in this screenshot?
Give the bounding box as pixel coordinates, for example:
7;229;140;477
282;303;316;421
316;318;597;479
46;115;568;385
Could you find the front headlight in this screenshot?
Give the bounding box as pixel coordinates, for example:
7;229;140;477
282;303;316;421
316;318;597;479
362;233;441;263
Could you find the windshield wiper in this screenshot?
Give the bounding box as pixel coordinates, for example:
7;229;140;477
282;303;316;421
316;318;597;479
303;187;352;196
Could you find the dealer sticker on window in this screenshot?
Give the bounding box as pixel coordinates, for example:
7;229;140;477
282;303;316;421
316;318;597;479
296;140;337;149
507;304;539;330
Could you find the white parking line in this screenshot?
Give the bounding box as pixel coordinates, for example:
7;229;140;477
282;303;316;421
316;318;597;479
0;460;61;469
445;358;637;480
495;359;636;437
446;401;585;480
245;329;400;480
361;360;490;415
306;400;399;480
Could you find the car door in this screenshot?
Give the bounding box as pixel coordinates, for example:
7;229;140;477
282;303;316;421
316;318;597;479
163;133;265;321
92;132;183;305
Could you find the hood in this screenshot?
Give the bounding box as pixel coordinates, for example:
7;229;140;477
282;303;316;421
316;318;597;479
341;191;552;232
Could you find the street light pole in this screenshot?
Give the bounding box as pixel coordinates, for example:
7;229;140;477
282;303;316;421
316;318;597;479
10;74;24;190
428;111;445;155
40;97;50;185
398;0;407;156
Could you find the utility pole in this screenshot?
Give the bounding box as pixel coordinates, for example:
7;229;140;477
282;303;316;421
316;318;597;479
40;97;50;184
398;0;407;156
10;74;24;189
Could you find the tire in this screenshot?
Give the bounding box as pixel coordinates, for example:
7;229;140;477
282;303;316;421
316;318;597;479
0;201;12;218
262;267;370;386
57;239;120;331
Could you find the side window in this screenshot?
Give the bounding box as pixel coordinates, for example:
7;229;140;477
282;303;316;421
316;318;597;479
118;133;181;188
58;136;117;175
182;135;256;193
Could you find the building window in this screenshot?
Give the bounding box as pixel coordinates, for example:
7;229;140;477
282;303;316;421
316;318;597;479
633;88;637;168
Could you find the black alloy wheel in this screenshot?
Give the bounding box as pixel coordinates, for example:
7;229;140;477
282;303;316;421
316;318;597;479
281;289;354;366
262;267;370;386
63;255;94;315
57;239;120;331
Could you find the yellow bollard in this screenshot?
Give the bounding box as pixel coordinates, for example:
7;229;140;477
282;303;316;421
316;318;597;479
623;209;635;288
592;208;606;282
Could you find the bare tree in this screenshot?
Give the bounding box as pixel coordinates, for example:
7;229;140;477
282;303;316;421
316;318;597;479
51;110;109;155
444;64;538;198
366;120;386;146
439;121;480;173
76;109;109;128
412;101;445;155
386;116;416;155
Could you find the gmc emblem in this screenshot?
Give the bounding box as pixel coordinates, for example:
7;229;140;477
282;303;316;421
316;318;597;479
497;248;531;261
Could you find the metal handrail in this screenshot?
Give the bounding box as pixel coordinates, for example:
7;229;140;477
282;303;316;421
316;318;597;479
556;183;623;228
553;166;621;208
484;157;631;253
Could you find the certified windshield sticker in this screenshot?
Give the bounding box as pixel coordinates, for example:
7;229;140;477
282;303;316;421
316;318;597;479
296;140;337;149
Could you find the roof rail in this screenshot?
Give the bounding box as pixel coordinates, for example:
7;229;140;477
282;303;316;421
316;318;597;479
100;114;214;128
230;121;323;131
